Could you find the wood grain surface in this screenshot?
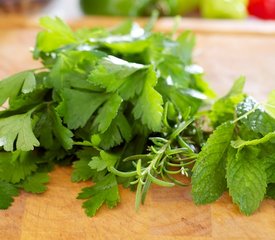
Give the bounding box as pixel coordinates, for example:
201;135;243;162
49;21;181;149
0;17;275;240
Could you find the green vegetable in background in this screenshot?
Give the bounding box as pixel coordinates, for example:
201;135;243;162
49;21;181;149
200;0;248;19
0;17;274;217
80;0;199;16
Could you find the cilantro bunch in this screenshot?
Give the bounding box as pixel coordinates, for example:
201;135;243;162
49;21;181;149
0;17;274;216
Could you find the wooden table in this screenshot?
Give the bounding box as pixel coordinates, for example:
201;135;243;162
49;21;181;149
0;17;275;240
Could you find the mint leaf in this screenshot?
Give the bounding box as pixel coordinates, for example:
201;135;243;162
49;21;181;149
0;110;40;151
237;97;275;135
77;174;120;217
0;181;19;209
227;147;267;215
231;131;275;149
192;122;234;204
22;173;49;193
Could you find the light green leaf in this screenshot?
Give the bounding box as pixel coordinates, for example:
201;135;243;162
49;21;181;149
192;122;234;204
36;17;76;52
133;67;163;131
89;157;107;172
231;131;275;149
227;147;267;215
0;71;36;106
0;111;39;151
93;94;123;133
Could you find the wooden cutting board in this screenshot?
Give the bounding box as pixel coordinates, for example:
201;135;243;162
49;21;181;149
0;17;275;240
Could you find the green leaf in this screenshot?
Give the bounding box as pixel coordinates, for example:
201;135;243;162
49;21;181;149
133;66;163;132
176;31;196;63
192;122;234;204
98;112;132;149
0;152;37;184
71;148;99;182
89;157;107;172
77;174;120;217
227;147;267;215
231;131;275;149
259;143;275;184
22;173;49;193
89;150;118;172
92;94;123;133
0;111;39;151
0;180;19;209
265;90;275;119
266;183;275;199
88;55;144;92
36;17;76;52
211;77;245;126
0;71;36;106
237;97;275;135
58;88;109;129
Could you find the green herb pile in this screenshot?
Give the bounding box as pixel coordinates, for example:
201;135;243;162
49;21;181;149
0;17;274;216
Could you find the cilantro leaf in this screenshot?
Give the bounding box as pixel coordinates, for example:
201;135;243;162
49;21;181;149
98;112;132;149
58;88;109;129
192;122;234;204
133;66;163;132
36;17;76;52
92;93;123;133
0;152;37;184
0;110;39;151
227;147;267;215
0;71;36;106
0;180;19;209
77;174;120;217
89;150;118;172
35;106;73;150
22;173;50;193
71;148;98;182
88;55;144;92
89;157;107;172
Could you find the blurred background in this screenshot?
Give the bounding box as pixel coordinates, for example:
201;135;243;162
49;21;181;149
0;0;274;20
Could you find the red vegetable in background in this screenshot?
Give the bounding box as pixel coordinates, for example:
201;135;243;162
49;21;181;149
248;0;275;19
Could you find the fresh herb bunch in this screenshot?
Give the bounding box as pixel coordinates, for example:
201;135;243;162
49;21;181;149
0;17;274;216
